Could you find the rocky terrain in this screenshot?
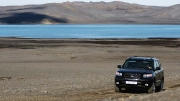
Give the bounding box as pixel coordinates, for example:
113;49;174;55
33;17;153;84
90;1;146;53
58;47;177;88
0;38;180;101
0;1;180;24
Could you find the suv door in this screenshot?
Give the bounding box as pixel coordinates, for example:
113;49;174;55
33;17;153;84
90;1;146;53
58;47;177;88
154;60;162;86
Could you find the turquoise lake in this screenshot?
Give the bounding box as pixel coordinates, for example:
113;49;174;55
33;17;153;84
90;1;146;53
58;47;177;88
0;24;180;38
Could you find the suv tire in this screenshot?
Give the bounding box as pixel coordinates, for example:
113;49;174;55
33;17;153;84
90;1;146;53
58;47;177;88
156;80;164;92
148;82;155;93
115;85;120;92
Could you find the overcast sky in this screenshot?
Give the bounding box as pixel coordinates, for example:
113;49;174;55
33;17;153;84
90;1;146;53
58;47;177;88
0;0;180;6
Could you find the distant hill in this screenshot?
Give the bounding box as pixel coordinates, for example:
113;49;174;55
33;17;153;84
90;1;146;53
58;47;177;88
0;1;180;24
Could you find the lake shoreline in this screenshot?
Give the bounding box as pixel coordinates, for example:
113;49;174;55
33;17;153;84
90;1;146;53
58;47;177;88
0;37;180;49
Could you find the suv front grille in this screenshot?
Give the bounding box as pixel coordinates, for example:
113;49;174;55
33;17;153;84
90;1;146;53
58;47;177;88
124;73;141;79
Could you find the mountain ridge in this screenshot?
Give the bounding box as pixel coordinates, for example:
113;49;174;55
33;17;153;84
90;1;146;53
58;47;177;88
0;1;180;24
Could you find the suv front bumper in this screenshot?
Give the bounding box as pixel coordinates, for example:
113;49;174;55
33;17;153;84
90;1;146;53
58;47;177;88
115;76;154;89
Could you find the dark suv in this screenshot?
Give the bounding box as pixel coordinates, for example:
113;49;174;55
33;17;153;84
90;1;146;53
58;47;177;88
115;56;164;93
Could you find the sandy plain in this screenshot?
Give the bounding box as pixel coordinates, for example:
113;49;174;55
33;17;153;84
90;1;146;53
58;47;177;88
0;38;180;101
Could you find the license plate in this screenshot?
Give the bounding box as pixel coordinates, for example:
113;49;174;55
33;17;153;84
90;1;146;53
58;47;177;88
126;81;137;85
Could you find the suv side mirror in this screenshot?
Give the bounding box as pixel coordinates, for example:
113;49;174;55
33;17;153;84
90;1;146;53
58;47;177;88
117;65;122;68
156;67;161;70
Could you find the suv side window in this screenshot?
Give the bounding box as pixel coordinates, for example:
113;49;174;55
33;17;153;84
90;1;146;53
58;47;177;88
157;60;161;67
156;61;160;67
154;60;161;70
154;60;158;70
153;61;156;70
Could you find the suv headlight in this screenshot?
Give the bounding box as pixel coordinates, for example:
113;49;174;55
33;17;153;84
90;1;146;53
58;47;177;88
143;74;153;78
116;72;122;76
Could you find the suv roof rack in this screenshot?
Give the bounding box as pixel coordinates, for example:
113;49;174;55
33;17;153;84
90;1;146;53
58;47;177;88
129;56;155;59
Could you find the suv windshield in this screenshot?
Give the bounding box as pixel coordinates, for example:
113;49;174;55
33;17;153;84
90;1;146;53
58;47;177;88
123;60;153;70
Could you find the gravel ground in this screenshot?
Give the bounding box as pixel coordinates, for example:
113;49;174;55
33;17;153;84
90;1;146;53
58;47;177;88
0;38;180;101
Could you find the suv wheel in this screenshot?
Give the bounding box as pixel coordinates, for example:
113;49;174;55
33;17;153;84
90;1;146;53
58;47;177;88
147;82;155;93
156;80;164;92
115;85;120;92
